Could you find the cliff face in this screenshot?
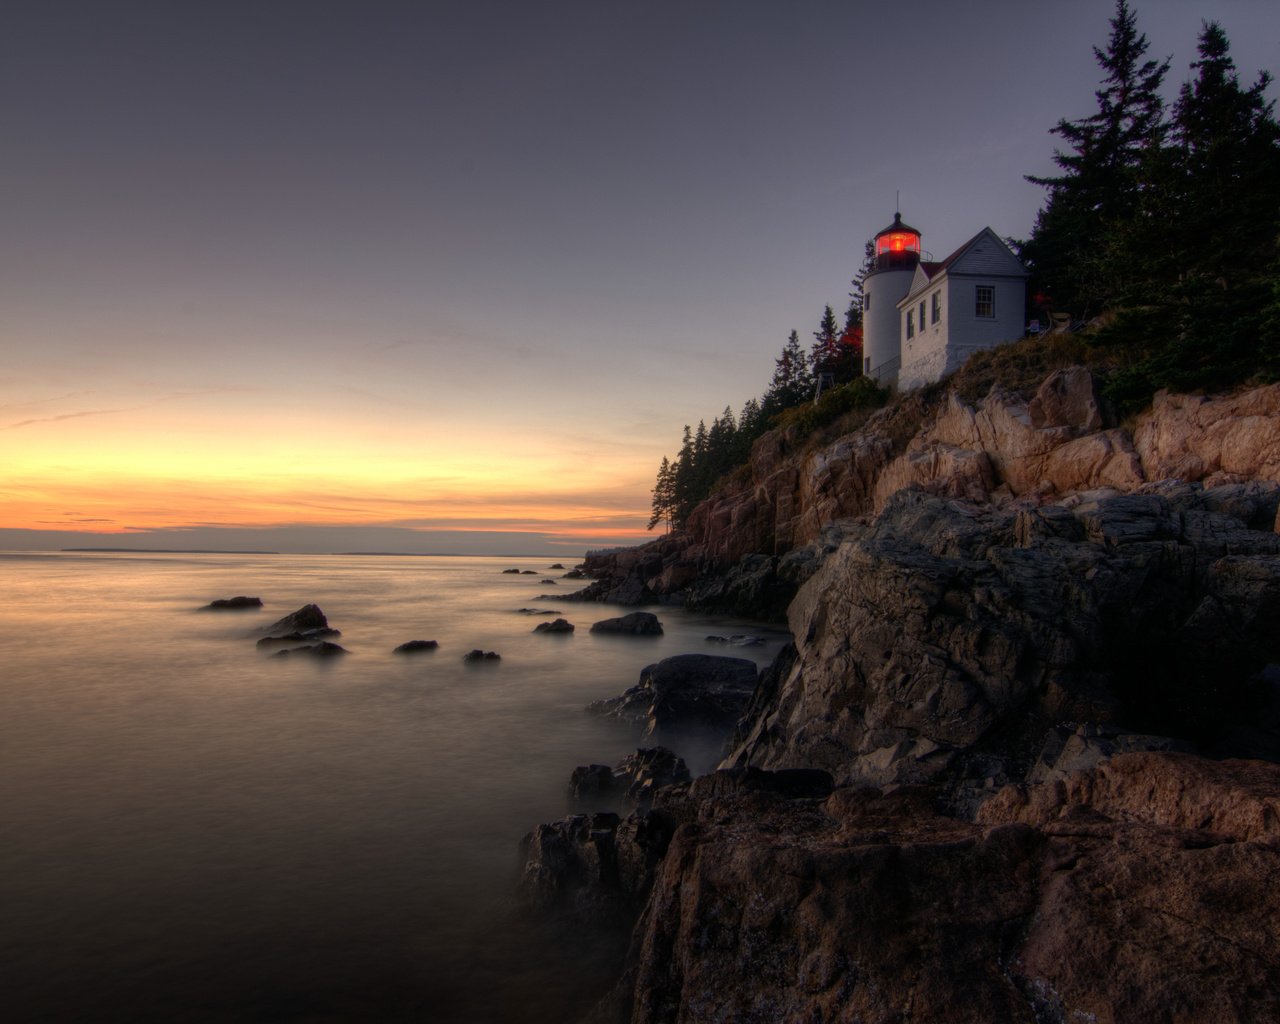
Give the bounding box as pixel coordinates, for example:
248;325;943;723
579;371;1280;612
535;371;1280;1022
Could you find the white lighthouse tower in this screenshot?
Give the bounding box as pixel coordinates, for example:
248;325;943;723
862;212;922;387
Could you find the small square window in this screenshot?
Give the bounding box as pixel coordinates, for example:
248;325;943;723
931;292;941;324
906;310;915;339
975;286;995;318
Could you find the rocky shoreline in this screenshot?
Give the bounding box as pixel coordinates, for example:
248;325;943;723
521;369;1280;1023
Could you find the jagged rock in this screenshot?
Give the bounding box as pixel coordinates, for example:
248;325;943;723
582;754;1280;1024
568;748;693;809
463;649;501;663
704;634;765;646
393;639;438;654
533;618;574;634
589;612;663;636
725;489;1280;793
270;641;347;658
562;568;587;579
587;654;758;738
260;604;329;636
569;765;616;802
203;596;262;610
1027;723;1192;784
1133;383;1280;484
256;628;341;648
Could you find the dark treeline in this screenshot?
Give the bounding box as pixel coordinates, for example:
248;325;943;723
648;297;868;532
649;0;1279;533
1021;1;1280;406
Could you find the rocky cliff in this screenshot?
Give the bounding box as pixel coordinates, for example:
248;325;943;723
529;369;1280;1022
576;370;1280;616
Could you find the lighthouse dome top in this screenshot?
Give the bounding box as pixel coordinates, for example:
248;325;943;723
874;211;921;240
871;212;922;271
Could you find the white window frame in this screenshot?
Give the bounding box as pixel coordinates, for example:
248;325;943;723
931;292;941;324
975;285;995;319
906;310;915;339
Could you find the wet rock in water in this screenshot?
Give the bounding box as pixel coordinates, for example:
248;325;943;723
590;612;663;636
257;628;341;649
517;607;562;615
705;634;766;647
463;649;501;663
569;764;616;801
540;579;558;585
393;639;439;654
548;563;565;570
568;747;692;809
588;654;758;738
270;641;348;658
502;568;522;574
521;570;537;575
562;568;586;579
204;596;262;610
534;618;575;634
261;604;330;636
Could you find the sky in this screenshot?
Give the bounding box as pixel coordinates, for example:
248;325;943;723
3;0;1278;555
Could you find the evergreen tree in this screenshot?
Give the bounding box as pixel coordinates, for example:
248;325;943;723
762;330;813;416
810;305;842;384
670;424;697;528
647;456;676;531
1023;0;1170;317
1106;20;1280;397
734;397;764;463
848;238;875;327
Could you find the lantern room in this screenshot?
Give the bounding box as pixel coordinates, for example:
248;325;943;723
873;212;922;271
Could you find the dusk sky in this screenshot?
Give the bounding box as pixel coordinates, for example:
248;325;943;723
4;0;1278;554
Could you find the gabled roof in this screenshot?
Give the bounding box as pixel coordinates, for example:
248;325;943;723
898;227;1025;307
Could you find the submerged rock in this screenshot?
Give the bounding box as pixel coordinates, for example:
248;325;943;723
257;628;341;649
393;639;439;654
270;641;348;658
533;618;575;634
588;654;758;738
261;604;330;636
203;596;262;610
463;649;501;663
589;612;663;636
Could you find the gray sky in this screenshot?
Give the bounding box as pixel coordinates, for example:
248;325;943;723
3;0;1277;554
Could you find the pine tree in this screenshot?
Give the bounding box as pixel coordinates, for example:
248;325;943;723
810;305;841;385
762;330;813;416
647;456;676;531
1107;20;1280;397
1023;0;1170;317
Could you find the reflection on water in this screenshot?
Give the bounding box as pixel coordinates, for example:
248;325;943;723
0;552;787;1022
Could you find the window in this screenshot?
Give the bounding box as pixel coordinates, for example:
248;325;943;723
975;285;995;318
931;292;941;324
864;292;871;311
906;310;915;339
864;356;871;374
919;301;926;330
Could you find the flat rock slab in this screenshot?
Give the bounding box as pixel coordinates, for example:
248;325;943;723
590;612;664;636
394;640;439;654
204;596;262;610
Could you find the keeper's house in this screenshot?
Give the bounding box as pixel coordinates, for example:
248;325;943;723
862;213;1027;390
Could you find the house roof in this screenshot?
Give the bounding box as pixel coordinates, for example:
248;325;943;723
898;227;1026;307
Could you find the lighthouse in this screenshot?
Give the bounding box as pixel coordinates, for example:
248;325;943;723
862;211;922;387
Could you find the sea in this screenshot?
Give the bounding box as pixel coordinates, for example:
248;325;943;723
0;551;787;1023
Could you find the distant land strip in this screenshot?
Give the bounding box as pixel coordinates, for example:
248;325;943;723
62;547;280;554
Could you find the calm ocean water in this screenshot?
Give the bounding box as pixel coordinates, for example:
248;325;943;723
0;551;786;1023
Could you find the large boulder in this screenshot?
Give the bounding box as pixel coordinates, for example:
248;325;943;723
261;604;332;636
533;618;575;634
725;489;1280;798
589;612;663;636
577;754;1280;1024
588;654;759;738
